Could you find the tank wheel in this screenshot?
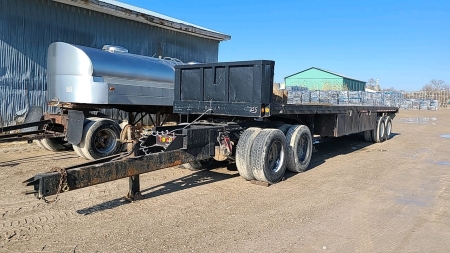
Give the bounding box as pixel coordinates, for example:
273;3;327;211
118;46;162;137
384;116;393;140
40;137;71;152
285;125;313;173
363;130;373;142
250;129;287;184
79;119;122;160
73;145;87;159
235;127;262;180
372;116;386;143
34;139;46;149
72;118;96;158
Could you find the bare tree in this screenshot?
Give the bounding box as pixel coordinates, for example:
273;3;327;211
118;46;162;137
422;79;449;91
366;78;377;90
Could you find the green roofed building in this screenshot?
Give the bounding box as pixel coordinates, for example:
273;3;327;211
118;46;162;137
284;67;366;91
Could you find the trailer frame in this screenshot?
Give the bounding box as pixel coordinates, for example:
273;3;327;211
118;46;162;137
22;60;399;201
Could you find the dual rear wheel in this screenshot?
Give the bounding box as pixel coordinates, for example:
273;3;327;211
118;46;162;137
238;115;391;183
364;115;393;143
235;124;313;184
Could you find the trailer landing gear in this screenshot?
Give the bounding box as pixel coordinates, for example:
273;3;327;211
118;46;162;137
126;175;143;201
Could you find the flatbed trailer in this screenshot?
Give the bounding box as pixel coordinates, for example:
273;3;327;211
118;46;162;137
24;60;398;201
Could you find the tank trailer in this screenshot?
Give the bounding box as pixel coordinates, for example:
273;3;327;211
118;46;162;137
1;42;181;160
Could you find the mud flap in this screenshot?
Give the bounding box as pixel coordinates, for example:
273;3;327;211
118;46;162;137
67;110;84;145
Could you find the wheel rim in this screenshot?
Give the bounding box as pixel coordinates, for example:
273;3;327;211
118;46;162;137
93;128;117;154
386;121;392;137
297;134;309;163
268;141;284;173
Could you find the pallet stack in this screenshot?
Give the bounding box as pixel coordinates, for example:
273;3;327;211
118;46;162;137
283;86;406;108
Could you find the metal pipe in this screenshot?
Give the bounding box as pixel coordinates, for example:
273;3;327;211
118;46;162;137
0;120;52;133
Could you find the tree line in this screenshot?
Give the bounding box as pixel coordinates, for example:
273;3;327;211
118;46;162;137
366;78;449;92
421;79;449;92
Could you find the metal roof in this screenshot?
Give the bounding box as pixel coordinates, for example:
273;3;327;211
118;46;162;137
52;0;231;41
285;67;366;83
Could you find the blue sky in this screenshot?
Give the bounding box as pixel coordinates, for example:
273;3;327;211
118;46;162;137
121;0;449;91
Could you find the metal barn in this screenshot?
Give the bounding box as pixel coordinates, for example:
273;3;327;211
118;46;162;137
284;67;366;91
0;0;230;126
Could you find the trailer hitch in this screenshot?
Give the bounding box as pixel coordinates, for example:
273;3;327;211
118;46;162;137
23;149;211;201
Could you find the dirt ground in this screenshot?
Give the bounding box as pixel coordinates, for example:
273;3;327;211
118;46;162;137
1;109;449;252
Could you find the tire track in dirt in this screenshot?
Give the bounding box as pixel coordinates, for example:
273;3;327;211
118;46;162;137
349;134;445;252
0;145;89;243
2;109;449;251
0;207;77;241
1;167;214;245
1;180;128;242
2;166;193;229
71;166;220;216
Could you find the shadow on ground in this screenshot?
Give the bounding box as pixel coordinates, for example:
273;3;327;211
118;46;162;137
76;167;239;215
282;132;400;180
76;133;399;214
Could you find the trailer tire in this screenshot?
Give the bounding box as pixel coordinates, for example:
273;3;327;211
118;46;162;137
235;127;262;180
372;116;386;143
35;139;46;149
40;137;70;152
363;130;373;142
285;125;313;173
384;116;392;140
72;118;96;158
277;124;292;135
79;119;122;160
250;129;287;184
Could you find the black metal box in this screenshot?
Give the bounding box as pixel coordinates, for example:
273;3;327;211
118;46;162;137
173;60;275;116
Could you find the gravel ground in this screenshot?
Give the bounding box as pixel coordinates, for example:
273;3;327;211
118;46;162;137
1;109;449;252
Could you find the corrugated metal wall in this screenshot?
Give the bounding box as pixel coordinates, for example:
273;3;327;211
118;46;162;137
343;78;366;91
0;0;220;126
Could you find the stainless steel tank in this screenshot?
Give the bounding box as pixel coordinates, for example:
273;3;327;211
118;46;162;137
47;42;182;106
